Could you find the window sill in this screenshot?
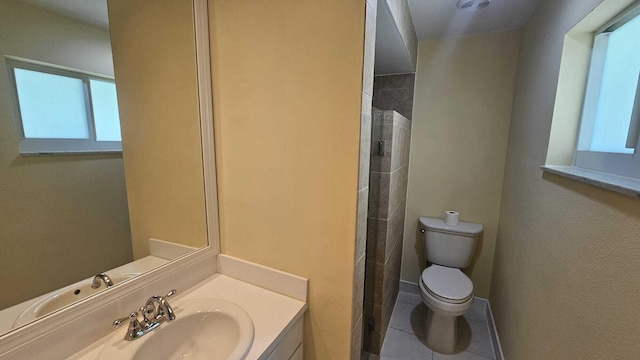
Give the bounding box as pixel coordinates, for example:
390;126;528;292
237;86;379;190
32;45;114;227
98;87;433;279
19;150;123;156
541;165;640;198
18;139;122;155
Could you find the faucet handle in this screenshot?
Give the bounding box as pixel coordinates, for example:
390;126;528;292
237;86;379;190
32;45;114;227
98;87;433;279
159;289;177;322
113;312;139;327
113;312;146;341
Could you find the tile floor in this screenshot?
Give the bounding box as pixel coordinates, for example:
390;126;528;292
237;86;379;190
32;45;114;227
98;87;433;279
372;290;497;360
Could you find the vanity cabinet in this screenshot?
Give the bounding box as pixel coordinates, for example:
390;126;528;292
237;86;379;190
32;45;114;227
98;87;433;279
265;318;303;360
289;345;303;360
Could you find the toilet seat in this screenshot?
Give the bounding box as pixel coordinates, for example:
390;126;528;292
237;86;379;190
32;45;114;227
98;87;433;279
421;265;473;304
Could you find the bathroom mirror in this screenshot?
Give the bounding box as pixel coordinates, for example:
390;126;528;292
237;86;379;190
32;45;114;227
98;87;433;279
0;0;215;337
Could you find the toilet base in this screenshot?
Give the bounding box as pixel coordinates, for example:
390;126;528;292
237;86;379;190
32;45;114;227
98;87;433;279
424;309;458;354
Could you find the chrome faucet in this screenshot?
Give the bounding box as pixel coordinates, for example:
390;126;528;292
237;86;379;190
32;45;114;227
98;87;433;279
143;291;177;322
91;273;114;289
113;289;177;341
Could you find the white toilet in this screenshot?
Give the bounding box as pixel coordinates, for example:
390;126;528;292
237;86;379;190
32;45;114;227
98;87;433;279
418;216;483;354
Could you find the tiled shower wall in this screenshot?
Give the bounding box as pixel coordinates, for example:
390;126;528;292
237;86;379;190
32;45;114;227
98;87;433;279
363;109;411;354
351;0;377;358
372;74;415;120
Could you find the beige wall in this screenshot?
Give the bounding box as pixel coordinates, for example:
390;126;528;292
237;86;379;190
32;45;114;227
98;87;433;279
108;0;207;259
209;0;365;358
401;31;521;298
491;0;640;358
0;0;132;309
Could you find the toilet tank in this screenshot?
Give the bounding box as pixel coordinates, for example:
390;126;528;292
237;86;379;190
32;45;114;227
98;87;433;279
420;217;483;268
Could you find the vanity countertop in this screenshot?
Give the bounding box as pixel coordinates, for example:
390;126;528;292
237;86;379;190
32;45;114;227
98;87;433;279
66;273;307;360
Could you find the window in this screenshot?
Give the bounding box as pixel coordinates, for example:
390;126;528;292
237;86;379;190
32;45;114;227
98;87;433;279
6;58;122;155
576;6;640;179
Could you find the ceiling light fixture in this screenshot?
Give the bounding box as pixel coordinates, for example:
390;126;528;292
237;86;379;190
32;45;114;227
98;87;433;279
456;0;491;10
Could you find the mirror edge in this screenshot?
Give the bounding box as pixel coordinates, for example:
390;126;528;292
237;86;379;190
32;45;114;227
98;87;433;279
0;0;219;354
195;0;221;255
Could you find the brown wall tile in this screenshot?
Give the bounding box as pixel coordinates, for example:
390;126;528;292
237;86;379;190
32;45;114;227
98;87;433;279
362;299;379;353
356;187;369;260
368;172;390;218
382;238;402;302
372;74;416;120
388;166;408;219
366;217;388;264
351;315;363;360
362;3;377;96
391;120;411;171
370;123;394;173
385;201;406;263
373;73;415;90
364;259;382;305
359;112;372;191
352;254;366;330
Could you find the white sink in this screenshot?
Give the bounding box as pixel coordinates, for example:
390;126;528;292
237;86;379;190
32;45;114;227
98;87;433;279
13;273;139;328
99;298;254;360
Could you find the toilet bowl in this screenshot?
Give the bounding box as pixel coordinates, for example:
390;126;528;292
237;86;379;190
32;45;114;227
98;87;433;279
418;216;482;354
419;264;474;353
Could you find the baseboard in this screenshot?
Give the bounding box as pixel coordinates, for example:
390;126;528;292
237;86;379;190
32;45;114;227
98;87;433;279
485;301;505;360
399;280;419;295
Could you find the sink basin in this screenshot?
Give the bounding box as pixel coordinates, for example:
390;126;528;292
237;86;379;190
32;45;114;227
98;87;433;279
99;298;254;360
13;273;139;328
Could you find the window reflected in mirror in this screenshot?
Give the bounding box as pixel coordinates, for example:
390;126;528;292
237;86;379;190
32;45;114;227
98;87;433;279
0;0;208;335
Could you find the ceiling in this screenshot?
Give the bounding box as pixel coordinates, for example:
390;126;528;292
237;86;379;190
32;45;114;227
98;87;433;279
407;0;543;40
18;0;109;29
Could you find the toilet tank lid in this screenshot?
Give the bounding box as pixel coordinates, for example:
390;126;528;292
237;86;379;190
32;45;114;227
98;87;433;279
419;217;483;235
